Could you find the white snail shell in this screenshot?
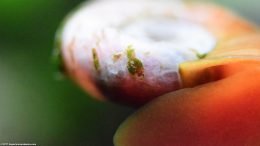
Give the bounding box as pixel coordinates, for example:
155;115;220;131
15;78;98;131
58;0;254;106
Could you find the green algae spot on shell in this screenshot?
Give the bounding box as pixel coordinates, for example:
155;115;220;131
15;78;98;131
191;48;208;59
52;27;67;79
52;2;89;79
126;46;144;77
197;53;207;59
92;48;100;72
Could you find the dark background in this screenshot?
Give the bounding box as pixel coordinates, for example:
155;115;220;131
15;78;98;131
0;0;259;145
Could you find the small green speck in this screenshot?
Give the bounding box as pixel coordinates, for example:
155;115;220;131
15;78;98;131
51;2;87;79
127;59;144;76
197;53;207;59
52;27;66;79
126;46;144;77
190;48;207;60
92;48;100;72
127;45;135;58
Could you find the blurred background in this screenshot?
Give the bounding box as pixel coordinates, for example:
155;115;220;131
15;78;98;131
0;0;259;145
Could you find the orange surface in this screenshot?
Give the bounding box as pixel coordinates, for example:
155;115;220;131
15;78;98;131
180;58;260;87
115;65;260;146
